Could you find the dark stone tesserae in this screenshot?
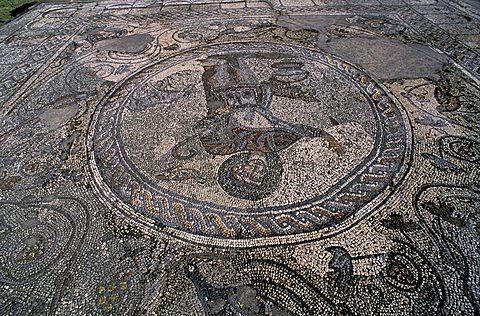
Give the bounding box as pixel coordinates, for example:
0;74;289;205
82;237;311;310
0;0;479;315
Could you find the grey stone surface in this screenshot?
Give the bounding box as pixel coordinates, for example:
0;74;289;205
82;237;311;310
0;0;479;315
278;14;449;80
320;37;448;80
95;33;154;53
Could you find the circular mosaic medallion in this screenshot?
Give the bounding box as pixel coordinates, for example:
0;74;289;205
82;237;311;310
88;42;411;245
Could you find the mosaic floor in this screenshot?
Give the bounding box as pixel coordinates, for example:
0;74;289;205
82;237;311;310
1;0;479;315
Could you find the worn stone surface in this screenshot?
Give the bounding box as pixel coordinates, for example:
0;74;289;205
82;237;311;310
0;0;479;315
319;37;449;80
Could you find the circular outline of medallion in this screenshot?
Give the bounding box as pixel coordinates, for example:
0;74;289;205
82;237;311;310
87;42;412;247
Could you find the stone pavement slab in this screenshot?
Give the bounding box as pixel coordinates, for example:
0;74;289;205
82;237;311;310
0;0;479;315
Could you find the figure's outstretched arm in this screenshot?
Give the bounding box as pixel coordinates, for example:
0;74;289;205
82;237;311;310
292;124;345;156
256;108;345;155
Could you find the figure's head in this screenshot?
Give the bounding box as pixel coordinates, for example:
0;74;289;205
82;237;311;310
217;152;283;201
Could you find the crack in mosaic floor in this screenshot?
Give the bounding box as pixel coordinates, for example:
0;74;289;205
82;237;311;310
0;0;479;315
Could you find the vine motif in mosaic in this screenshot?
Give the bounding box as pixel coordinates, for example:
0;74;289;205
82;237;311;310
0;197;89;285
0;21;84;118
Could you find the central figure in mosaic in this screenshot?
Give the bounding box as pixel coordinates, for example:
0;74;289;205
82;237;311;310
157;53;343;201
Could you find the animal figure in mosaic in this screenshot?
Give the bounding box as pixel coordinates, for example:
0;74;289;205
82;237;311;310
325;246;354;290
